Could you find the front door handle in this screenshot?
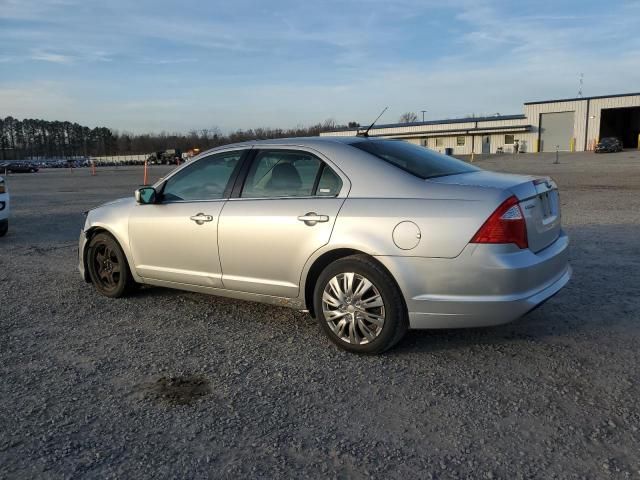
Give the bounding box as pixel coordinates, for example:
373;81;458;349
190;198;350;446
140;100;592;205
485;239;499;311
297;212;329;226
190;213;214;225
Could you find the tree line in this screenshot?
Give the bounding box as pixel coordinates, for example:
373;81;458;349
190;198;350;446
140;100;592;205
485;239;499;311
0;116;350;160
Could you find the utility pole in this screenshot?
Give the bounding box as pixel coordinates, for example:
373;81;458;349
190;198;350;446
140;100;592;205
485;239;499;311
578;73;584;98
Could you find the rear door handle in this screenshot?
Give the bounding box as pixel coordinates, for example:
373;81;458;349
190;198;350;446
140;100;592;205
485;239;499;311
297;212;329;226
190;213;214;225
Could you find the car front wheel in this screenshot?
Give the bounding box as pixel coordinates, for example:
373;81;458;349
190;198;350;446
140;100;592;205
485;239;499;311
314;255;408;354
86;232;135;298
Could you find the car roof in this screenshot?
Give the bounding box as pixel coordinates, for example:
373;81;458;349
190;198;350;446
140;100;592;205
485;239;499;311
247;136;365;146
196;135;386;156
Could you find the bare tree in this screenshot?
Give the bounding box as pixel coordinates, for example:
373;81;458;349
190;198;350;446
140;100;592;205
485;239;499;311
398;112;418;123
0;116;355;160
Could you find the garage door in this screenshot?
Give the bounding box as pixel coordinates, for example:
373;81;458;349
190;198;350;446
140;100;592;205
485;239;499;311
540;111;574;152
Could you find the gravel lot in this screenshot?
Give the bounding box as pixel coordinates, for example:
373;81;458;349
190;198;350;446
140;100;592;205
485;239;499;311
1;151;639;478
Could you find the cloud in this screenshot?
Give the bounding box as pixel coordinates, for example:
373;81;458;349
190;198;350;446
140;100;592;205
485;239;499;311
30;50;75;64
0;0;79;20
138;57;198;65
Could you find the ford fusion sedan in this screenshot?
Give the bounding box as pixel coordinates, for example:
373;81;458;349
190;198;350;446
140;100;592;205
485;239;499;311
0;176;9;237
79;137;571;353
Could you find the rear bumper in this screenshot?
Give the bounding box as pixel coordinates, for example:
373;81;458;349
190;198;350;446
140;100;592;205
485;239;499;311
376;231;571;329
407;265;571;328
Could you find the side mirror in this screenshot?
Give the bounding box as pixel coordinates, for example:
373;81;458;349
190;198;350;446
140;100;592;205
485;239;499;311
135;186;157;204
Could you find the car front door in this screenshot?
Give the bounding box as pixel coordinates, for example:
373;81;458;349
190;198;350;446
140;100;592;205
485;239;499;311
218;148;348;298
128;149;247;287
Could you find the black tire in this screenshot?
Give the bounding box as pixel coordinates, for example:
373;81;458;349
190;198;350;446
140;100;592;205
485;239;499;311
86;232;135;298
313;254;408;354
0;219;7;237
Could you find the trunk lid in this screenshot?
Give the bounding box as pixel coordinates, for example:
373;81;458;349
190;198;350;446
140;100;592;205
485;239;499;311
519;177;561;252
429;171;561;252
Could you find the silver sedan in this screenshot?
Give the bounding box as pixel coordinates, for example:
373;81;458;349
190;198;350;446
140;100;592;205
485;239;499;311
78;137;571;353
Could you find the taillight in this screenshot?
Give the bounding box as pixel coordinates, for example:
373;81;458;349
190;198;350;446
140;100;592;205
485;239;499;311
470;195;528;249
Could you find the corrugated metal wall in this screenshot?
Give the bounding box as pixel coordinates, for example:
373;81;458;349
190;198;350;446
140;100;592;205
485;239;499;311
324;131;529;155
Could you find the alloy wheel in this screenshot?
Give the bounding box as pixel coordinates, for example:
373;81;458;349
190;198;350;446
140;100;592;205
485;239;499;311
94;244;122;291
322;272;385;345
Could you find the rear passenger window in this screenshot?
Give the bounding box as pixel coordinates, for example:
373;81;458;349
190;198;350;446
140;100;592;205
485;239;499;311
242;150;341;198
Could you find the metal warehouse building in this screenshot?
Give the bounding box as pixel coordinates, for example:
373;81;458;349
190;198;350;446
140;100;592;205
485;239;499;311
320;92;640;154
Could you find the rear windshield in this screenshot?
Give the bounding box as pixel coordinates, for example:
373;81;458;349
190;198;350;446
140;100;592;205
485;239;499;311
352;140;479;179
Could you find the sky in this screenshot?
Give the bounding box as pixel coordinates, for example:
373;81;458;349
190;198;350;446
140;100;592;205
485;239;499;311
1;0;640;133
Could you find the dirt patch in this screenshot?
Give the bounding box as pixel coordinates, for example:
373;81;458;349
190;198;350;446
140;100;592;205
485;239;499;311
140;375;211;406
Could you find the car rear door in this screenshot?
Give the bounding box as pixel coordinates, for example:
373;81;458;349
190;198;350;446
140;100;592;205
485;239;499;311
218;147;348;298
128;149;247;287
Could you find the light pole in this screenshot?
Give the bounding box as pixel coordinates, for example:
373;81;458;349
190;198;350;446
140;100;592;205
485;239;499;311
421;110;427;122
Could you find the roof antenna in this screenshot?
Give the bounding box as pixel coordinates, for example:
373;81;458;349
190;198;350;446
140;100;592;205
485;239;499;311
357;107;388;137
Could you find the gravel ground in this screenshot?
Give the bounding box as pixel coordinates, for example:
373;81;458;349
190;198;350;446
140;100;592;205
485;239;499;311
1;152;639;479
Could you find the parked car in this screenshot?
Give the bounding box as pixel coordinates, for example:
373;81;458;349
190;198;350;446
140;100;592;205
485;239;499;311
3;162;39;173
595;137;623;153
0;176;9;237
78;137;571;353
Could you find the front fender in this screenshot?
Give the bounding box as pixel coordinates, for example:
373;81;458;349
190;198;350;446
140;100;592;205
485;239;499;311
82;198;142;283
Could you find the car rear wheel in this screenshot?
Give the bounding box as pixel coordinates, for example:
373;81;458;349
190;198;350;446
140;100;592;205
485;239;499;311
0;219;7;237
87;232;134;298
314;255;408;354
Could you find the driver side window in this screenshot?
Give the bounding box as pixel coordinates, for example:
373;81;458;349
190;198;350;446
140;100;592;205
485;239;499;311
162;151;243;202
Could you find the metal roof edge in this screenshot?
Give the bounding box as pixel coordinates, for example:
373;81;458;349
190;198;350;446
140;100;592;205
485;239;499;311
524;92;640;105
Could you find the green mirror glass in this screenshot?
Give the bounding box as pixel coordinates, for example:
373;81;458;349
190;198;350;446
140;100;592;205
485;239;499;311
136;187;156;204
